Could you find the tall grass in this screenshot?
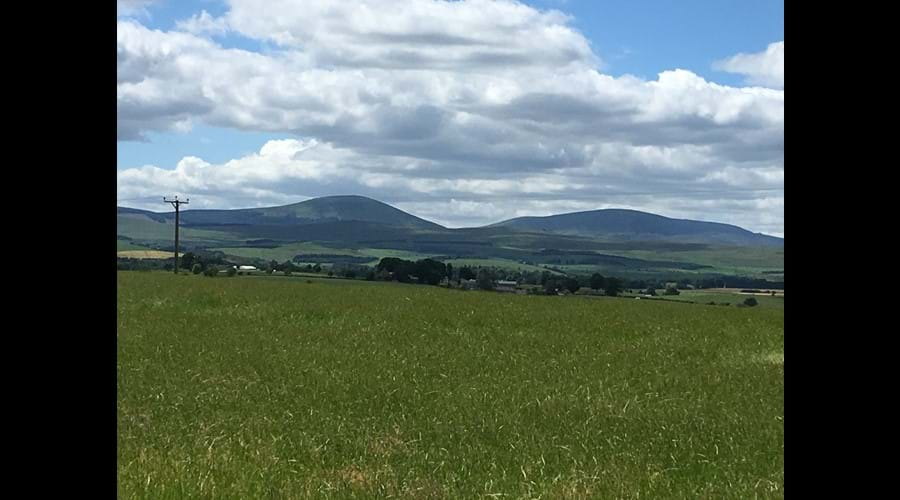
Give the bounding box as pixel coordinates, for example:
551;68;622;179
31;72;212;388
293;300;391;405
118;272;783;498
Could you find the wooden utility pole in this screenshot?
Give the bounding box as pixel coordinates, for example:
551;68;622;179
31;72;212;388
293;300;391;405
163;196;189;273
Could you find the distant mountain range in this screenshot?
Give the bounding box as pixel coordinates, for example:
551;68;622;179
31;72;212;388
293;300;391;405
117;195;783;282
491;208;782;247
119;195;781;246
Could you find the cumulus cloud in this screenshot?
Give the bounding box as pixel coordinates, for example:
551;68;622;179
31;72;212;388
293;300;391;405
175;10;230;36
117;0;783;235
714;41;784;89
220;0;597;70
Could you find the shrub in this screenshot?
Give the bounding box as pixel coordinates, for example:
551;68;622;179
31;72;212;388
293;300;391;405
226;266;237;277
664;286;680;296
743;297;758;307
191;263;202;274
604;277;622;297
476;268;495;291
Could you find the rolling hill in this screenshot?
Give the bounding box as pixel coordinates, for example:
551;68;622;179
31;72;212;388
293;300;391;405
491;209;783;247
126;195;442;230
117;195;783;282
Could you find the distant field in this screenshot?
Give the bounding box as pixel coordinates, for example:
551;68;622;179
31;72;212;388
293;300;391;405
442;258;561;274
116;240;150;252
116;250;182;259
211;242;362;262
652;289;784;308
118;272;783;498
212;244;438;266
595;246;784;279
117;214;238;244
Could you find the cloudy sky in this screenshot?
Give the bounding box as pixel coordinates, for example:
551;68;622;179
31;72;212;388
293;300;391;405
117;0;784;237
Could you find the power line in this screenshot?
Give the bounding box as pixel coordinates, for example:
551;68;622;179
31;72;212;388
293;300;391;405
163;196;189;274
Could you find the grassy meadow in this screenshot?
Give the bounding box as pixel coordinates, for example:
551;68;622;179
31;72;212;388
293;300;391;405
117;272;783;498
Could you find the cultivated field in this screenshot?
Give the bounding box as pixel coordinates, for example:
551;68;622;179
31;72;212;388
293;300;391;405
117;250;183;260
646;289;785;308
117;272;783;498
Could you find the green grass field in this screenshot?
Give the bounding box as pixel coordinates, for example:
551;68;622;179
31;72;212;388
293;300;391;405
117;240;152;252
652;290;785;308
117;214;238;244
212;244;437;266
442;258;561;274
118;272;783;498
211;242;364;262
594;246;784;279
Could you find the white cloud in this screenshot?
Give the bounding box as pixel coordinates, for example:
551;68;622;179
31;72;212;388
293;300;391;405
117;0;784;236
220;0;597;70
176;10;230;36
714;41;784;89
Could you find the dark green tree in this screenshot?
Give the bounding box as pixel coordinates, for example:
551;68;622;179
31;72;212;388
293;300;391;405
476;268;494;290
604;277;622;297
376;257;407;273
179;252;195;270
416;259;447;286
458;266;476;281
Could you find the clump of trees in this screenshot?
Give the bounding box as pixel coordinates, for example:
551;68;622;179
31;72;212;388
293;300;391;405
475;268;494;290
376;257;448;286
563;277;580;294
603;277;622;297
458;266;477;281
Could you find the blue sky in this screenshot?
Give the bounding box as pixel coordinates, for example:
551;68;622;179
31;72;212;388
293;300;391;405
117;0;783;235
